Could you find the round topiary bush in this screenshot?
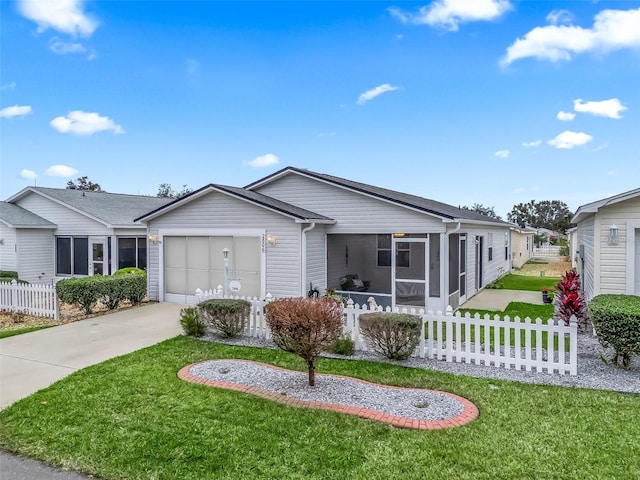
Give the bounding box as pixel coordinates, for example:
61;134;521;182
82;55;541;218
589;294;640;369
113;267;146;276
358;312;421;360
198;299;251;338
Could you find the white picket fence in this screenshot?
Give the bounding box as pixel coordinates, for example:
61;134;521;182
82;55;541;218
194;290;578;376
0;280;59;320
533;246;562;257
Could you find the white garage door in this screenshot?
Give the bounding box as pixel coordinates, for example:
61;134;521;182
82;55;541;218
163;236;262;303
635;229;640;296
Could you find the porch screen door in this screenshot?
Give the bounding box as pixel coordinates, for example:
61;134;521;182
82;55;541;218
89;237;108;275
393;238;428;308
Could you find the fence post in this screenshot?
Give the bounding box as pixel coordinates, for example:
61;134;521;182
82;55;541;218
10;279;17;314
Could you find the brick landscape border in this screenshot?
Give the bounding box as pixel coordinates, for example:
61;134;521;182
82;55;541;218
178;360;479;430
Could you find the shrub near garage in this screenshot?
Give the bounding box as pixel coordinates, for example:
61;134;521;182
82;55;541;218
359;312;421;360
589;294;640;369
119;274;147;305
198;299;251;338
56;277;102;314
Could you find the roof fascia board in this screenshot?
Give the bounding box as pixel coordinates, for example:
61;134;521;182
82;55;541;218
10;188;112;228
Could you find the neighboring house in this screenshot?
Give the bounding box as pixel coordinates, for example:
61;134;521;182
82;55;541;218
510;226;535;269
2;187;171;283
137;167;513;311
0;202;56;283
571;187;640;300
567;226;578;269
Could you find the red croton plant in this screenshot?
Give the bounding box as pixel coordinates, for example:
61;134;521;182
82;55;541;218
554;269;589;327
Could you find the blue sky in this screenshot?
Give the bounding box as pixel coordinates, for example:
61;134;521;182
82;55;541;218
1;0;639;218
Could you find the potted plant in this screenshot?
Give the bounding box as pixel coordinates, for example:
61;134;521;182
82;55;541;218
541;287;551;304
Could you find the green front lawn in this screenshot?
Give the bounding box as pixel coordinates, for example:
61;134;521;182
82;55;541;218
0;325;54;339
1;336;638;480
494;273;560;291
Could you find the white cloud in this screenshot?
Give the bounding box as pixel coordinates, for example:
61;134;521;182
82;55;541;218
501;7;640;65
494;149;510;158
244;153;279;168
557;111;576;121
45;164;78;177
17;0;98;36
607;169;616;176
1;82;16;90
548;130;593;149
50;111;124;135
20;169;37;180
357;84;399;105
522;140;542;148
573;98;627;119
390;0;512;31
49;38;86;55
512;187;525;194
0;105;32;118
546;9;573;25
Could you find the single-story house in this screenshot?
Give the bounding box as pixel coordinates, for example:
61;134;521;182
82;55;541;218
1;187;171;283
510;225;535;269
137;167;513;311
571;187;640;300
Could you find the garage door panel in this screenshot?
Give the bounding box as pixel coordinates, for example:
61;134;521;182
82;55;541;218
164;237;186;268
210;237;233;270
188;269;210;294
187;237;209;269
165;268;186;295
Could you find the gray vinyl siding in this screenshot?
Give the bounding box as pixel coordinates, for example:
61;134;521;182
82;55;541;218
16;193;107;236
306;226;326;294
16;229;55;283
576;215;595;301
597;196;640;295
254;174;446;234
145;191;302;301
0;225;17;272
462;225;510;301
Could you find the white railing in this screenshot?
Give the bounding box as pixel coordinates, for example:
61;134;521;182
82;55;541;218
0;280;59;320
533;246;562;257
194;290;578;376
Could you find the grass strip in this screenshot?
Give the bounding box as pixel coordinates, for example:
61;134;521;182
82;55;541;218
0;336;638;480
0;325;54;339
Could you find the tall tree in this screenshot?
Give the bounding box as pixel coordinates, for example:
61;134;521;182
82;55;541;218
157;183;192;199
462;203;502;220
66;176;103;192
507;200;573;233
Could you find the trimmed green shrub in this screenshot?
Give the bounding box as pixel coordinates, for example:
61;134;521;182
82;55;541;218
359;312;421;360
180;307;205;337
56;277;102;314
119;274;147;305
328;334;355;356
265;297;343;386
113;267;146;276
0;270;18;279
589;294;640;369
0;277;28;284
97;276;126;310
198;299;251;338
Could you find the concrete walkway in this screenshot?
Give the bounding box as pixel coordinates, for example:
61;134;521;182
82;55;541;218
0;302;184;410
460;289;545;311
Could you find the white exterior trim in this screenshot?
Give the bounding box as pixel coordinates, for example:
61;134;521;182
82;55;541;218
626;220;640;295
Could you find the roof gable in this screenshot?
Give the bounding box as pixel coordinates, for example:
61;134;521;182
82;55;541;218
572;187;640;223
135;183;334;223
7;187;172;227
0;202;57;228
247;167;510;226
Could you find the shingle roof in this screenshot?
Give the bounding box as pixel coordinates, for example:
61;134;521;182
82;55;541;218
0;202;56;228
572;187;640;223
12;187;173;226
247;167;510;225
135;184;334;223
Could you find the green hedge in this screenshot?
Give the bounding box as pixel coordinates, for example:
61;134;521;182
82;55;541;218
0;270;18;279
198;299;251;338
358;312;421;360
113;267;146;276
56;274;147;314
589;294;640;369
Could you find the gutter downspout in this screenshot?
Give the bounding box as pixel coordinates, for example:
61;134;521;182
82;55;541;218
301;223;316;297
444;221;461;310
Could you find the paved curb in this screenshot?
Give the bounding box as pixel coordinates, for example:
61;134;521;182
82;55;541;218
178;360;479;430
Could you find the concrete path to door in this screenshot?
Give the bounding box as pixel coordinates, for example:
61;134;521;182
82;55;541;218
0;302;184;410
460;289;545;311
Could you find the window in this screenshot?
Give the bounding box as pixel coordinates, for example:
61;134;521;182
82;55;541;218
396;242;410;268
377;234;391;267
488;247;493;262
56;237;88;276
118;237;147;270
505;246;508;261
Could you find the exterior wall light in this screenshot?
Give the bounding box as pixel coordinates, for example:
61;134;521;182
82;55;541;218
608;225;618;245
148;234;161;244
267;235;277;246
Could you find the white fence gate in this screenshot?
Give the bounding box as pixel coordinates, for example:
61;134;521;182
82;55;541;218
0;280;59;320
533;246;561;257
194;290;578;376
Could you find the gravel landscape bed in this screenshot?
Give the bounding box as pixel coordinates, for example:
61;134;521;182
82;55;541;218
202;332;639;394
190;359;465;421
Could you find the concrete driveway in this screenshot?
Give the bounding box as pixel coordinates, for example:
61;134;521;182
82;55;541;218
0;302;184;410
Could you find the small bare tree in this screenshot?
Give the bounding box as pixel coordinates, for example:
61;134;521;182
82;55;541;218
265;297;343;386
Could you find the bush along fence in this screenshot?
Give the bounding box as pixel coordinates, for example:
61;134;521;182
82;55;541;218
195;289;578;376
0;279;59;320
